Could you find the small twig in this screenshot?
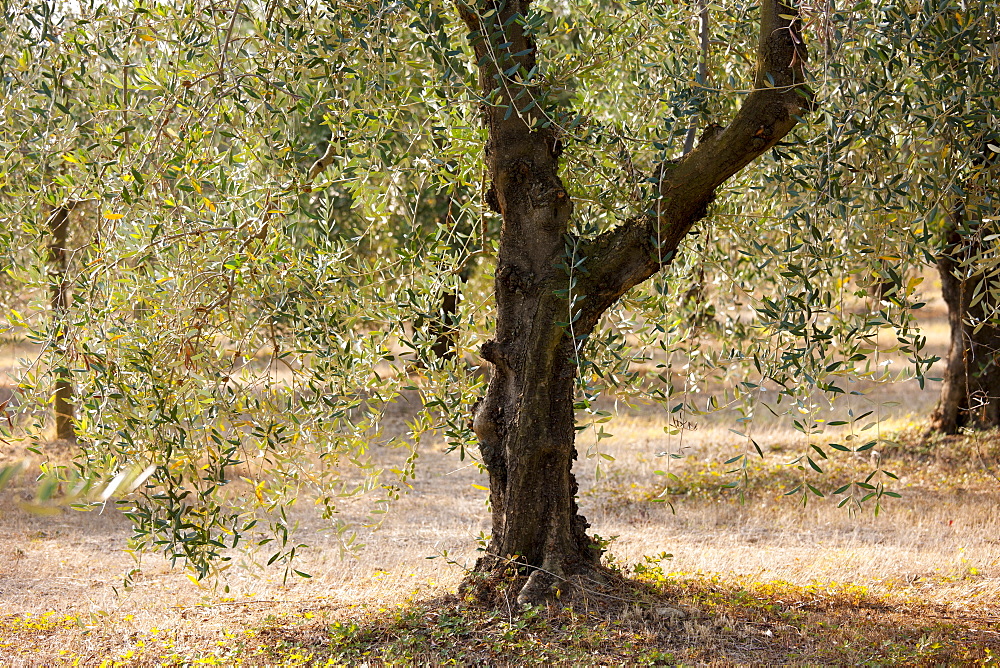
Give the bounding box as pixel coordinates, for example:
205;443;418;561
441;463;477;476
170;599;290;610
683;0;711;155
219;1;244;81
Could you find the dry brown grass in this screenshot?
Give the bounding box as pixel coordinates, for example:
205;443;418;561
2;303;1000;664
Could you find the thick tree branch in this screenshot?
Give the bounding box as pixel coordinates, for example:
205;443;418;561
576;0;812;330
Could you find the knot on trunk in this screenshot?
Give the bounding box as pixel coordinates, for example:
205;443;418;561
528;179;569;215
472;401;500;442
472;395;505;480
484;182;501;213
498;263;537;294
698;122;724;144
480;339;505;367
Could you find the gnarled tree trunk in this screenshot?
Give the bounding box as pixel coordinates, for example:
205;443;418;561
459;0;811;604
930;206;1000;434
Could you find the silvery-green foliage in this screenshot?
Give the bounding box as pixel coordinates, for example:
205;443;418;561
0;0;995;575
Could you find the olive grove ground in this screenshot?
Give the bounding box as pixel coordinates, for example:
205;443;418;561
1;302;999;664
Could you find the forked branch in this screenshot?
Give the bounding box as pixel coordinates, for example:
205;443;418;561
576;0;813;328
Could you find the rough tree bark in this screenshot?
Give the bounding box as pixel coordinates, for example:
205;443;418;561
47;203;77;443
459;0;811;604
930;204;1000;434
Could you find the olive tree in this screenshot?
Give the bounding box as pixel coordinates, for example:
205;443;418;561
735;0;999;437
0;0;953;601
912;7;1000;434
456;0;812;602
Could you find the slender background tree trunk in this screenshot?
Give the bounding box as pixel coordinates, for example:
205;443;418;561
47;204;76;443
430;284;463;361
682;0;711;156
430;195;473;362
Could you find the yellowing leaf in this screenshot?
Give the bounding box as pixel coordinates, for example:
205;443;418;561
201;197;216;212
103;212;125;220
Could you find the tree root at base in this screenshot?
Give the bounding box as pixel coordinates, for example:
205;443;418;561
461;558;626;610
